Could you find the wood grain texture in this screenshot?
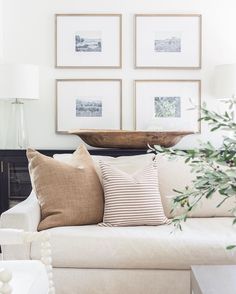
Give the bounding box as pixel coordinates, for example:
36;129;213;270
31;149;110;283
69;130;193;149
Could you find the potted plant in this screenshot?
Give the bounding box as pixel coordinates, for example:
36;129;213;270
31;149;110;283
150;100;236;249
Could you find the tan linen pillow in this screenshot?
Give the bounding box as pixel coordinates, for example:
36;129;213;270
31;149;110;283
27;145;104;231
100;160;169;227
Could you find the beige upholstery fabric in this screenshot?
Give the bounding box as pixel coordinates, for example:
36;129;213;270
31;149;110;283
0;192;40;260
27;146;104;231
53;152;234;218
31;218;236;270
100;160;168;226
156;154;235;218
92;154;155;182
53;153;155;183
53;268;190;294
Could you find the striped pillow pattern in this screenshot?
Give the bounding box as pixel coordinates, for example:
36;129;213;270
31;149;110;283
99;160;169;227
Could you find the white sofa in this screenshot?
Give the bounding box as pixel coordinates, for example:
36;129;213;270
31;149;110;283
1;154;236;294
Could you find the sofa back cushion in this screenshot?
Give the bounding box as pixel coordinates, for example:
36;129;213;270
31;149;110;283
53;151;233;218
53;153;155;184
27;145;104;231
92;154;155;183
156;154;234;218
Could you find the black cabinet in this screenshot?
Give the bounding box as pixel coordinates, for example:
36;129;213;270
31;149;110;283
0;150;74;214
3;159;31;209
0;153;30;213
0;149;145;214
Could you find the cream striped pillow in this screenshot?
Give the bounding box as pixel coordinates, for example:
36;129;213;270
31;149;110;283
99;159;169;227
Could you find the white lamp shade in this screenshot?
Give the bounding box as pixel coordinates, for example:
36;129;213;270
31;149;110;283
0;64;39;100
214;64;236;99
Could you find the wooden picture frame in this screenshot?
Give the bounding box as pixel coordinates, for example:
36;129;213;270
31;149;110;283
55;14;122;68
56;79;122;133
135;14;202;69
135;80;201;132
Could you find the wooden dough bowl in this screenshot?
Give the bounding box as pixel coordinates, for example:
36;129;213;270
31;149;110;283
69;130;193;149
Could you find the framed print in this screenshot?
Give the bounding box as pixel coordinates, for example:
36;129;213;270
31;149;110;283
135;80;201;132
135;14;202;69
56;14;122;68
56;79;122;132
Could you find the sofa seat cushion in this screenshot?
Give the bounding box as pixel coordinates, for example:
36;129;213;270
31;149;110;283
31;218;236;270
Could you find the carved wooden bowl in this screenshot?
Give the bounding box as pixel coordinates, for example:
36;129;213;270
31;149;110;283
69;130;193;149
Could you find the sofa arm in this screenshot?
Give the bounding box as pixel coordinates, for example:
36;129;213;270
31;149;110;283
0;191;40;260
0;191;40;231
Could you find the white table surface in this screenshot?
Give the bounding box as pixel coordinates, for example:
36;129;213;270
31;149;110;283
191;265;236;294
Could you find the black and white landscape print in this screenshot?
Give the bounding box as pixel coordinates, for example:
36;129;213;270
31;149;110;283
154;96;181;118
76;99;102;117
154;31;181;53
75;31;102;52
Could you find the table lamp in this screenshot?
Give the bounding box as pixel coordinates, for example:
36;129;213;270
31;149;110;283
214;64;236;100
0;64;39;149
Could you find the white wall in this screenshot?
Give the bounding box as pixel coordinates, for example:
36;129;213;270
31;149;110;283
0;0;6;148
1;0;236;150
